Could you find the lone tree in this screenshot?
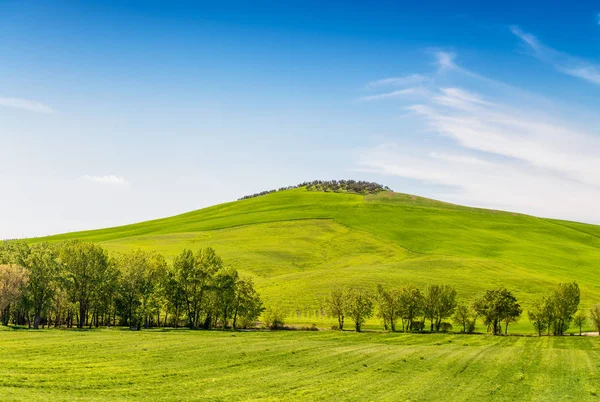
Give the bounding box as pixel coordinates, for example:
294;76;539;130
345;287;374;332
326;288;347;330
573;310;587;336
473;288;521;335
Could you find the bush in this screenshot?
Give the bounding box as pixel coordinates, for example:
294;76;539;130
263;304;287;329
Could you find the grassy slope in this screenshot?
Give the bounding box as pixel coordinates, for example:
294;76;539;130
33;188;600;331
1;328;600;401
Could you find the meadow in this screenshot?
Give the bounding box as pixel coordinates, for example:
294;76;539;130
1;327;600;401
32;188;600;332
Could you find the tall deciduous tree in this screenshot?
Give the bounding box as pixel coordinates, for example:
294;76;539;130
59;240;109;328
574;311;586;336
398;284;423;332
24;243;60;329
548;282;580;336
345;287;374;332
231;277;263;329
589;305;600;335
473;288;521;335
326;288;347;330
0;264;28;326
527;298;548;336
376;285;399;331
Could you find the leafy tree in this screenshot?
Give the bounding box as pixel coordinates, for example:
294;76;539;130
453;304;478;333
0;240;30;266
162;265;186;327
213;267;239;328
231;277;263;329
528;298;548;336
0;264;28;326
589;305;600;334
116;250;166;329
423;284;457;332
574;310;586;336
23;243;60;329
345;287;374;332
473;288;521;335
397;284;423;332
326;288;347;330
173;247;222;329
59;240;110;328
548;282;580;335
422;285;441;332
376;285;400;331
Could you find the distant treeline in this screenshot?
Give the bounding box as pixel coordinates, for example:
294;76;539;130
238;180;391;200
324;282;594;335
0;241;263;330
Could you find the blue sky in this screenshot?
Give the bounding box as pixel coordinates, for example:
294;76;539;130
2;1;600;238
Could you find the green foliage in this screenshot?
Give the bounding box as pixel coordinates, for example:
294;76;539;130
589;305;600;334
453;304;478;333
326;287;348;330
239;179;389;200
473;288;522;335
345;287;374;332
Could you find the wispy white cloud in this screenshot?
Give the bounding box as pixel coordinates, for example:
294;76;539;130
511;26;600;86
366;74;429;89
357;51;600;223
0;97;54;113
359;87;427;101
81;175;129;185
433;51;457;71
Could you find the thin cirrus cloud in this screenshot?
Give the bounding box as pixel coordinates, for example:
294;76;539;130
511;26;600;85
0;97;54;113
357;47;600;223
359;87;427;101
81;175;129;185
366;74;429;89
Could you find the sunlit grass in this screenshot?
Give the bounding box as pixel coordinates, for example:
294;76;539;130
1;328;599;401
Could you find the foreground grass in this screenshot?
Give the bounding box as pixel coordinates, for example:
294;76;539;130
2;328;600;401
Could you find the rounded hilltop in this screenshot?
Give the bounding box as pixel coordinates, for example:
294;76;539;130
238;179;392;200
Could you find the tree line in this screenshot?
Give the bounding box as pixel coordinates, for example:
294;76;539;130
238;180;391;200
326;282;593;335
0;240;263;330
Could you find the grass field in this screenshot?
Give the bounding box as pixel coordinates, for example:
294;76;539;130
31;187;600;331
1;327;600;401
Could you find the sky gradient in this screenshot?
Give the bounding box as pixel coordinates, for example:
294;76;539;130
2;0;600;238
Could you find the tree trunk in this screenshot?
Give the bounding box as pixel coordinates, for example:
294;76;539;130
78;304;86;328
34;313;40;330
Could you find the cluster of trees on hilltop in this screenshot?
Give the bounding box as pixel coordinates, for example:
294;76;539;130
238;180;391;200
326;282;587;335
0;241;263;330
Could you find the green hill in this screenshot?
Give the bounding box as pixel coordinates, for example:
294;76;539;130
32;187;600;331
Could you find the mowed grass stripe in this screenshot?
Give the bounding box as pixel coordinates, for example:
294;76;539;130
2;329;600;400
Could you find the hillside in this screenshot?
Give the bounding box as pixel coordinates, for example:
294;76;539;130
33;187;600;330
